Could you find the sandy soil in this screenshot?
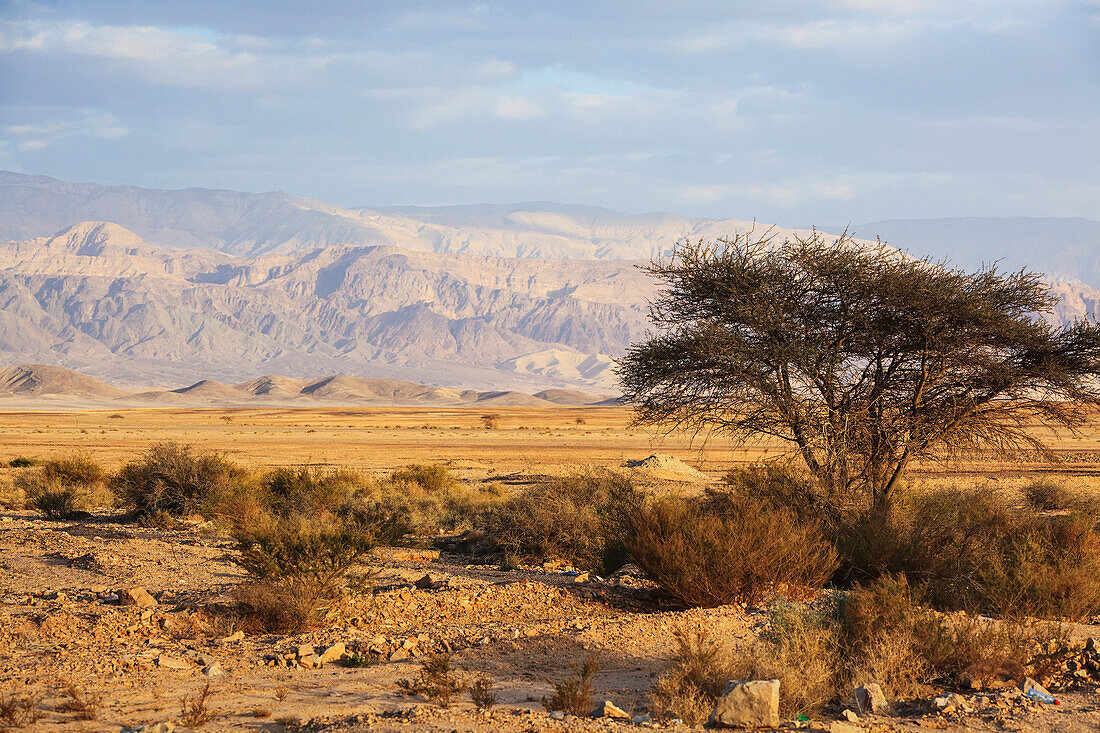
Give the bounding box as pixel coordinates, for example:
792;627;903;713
1;407;1099;731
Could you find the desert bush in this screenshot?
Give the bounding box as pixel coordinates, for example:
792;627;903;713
15;452;107;519
833;487;1100;619
469;677;498;711
1023;479;1073;511
374;463;496;536
647;627;738;725
111;441;247;517
0;690;41;728
543;655;599;715
233;500;406;632
396;654;467;708
626;495;837;608
179;683;219;727
260;466;366;517
722;462;844;523
8;456;38;468
57;683;101;720
485;470;644;572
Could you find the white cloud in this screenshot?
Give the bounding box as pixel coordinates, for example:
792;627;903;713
2;109;130;151
493;96;546;120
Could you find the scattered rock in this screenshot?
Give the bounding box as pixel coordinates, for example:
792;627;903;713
117;587;157;608
415;573;446;590
219;630;244;643
202;662;223;677
709;679;780;729
156;654;191;670
122;723;175;733
318;642;346;665
548;710;566;720
591;700;631;719
841;709;859;722
852;683;887;715
829;724;862;733
632;713;651;724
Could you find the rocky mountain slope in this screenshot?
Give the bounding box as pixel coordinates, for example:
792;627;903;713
0;222;647;390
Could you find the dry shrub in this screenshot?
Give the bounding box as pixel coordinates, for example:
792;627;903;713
396;654;467;708
179;683;219;727
111;441;246;517
723;463;845;523
485;470;643;572
261;466;366;518
16;452;107;519
626;495;837;608
469;677;498;711
1023;479;1074;511
543;655;599;715
0;691;41;728
233;501;406;632
647;627;737;725
835;488;1100;619
375;463;496;537
7;456;37;468
57;683;101;720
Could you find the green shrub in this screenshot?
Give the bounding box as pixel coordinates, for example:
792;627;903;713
722;463;842;523
397;654;467;708
111;441;246;517
260;466;366;517
39;452;105;486
543;655;599;715
625;495;837;608
1023;479;1073;511
485;470;644;572
376;464;502;537
30;482;81;520
8;456;38;468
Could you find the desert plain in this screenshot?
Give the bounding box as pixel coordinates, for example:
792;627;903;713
1;405;1099;732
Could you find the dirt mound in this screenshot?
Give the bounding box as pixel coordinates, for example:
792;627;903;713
624;453;710;481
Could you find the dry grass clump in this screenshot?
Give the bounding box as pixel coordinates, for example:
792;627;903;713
626;493;837;608
1023;479;1075;511
56;683;101;720
15;452;107;519
469;677;498;711
7;456;38;468
396;654;467;708
111;441;246;517
178;683;219;727
485;470;643;572
543;655;600;715
647;627;738;725
0;690;42;728
835;487;1100;619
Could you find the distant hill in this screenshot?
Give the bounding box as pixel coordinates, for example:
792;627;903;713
0;364;611;407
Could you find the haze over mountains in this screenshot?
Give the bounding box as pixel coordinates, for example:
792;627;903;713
1;171;1097;396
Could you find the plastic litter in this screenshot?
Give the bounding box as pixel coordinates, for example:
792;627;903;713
1025;688;1059;705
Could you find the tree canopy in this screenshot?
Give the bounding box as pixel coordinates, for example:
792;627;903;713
618;233;1100;511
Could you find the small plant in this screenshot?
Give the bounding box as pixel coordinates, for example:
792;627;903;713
0;691;42;728
274;715;301;727
252;707;271;718
108;413;124;419
274;687;289;702
343;653;374;668
1023;479;1072;511
648;627;735;725
396;654;467;708
57;683;101;720
179;683;219;727
543;654;599;715
220;415;234;424
469;676;498;711
31;484;81;520
8;457;37;468
480;414;499;429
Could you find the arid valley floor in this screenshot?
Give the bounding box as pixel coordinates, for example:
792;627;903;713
2;406;1099;732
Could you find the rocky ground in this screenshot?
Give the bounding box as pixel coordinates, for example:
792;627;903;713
2;510;1099;732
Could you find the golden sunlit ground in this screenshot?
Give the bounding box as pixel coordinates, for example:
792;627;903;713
4;405;1100;486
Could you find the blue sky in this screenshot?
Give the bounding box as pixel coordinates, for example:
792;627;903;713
1;1;1097;225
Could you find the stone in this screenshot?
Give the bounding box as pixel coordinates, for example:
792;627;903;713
1021;678;1052;697
829;724;862;733
709;679;780;729
318;642;346;664
548;711;566;720
117;587;157;608
632;713;652;724
219;630;245;643
591;700;631;719
852;683;887;715
202;663;224;677
298;654;322;668
389;649;409;662
415;573;446;590
842;709;859;722
122;723;175;733
297;643;315;658
573;572;590;583
156;654;190;669
1085;637;1097;652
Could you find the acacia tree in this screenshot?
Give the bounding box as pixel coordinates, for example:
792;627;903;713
618;233;1100;512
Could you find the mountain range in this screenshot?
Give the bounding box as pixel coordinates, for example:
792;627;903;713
1;171;1097;394
0;363;610;408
